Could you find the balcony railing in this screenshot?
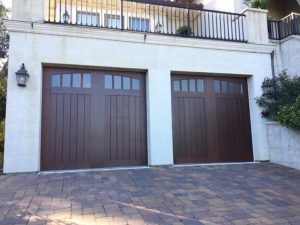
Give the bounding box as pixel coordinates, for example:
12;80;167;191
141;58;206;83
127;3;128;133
45;0;247;42
268;13;300;40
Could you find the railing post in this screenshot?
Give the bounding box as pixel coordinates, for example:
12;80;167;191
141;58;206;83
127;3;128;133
121;0;124;31
242;8;269;44
291;16;296;35
187;7;191;36
278;21;282;39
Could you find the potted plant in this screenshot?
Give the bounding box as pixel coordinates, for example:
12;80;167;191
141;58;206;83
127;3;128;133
176;25;193;36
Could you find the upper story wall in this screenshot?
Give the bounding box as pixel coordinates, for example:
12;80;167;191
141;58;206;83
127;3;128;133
278;36;300;76
201;0;245;13
9;0;270;45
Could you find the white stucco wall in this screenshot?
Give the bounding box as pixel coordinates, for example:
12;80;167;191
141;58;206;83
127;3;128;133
3;20;275;173
202;0;245;13
267;123;300;170
278;36;300;76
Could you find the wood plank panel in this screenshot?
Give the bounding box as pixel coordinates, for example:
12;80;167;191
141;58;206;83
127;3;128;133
172;75;253;164
42;68;147;170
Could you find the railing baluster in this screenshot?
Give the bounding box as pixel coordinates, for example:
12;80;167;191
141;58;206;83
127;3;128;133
121;0;124;30
187;8;190;36
162;6;164;34
45;0;249;42
241;15;245;42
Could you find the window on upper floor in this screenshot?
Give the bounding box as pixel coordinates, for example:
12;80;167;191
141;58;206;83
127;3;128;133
129;17;150;32
105;14;121;29
77;11;99;26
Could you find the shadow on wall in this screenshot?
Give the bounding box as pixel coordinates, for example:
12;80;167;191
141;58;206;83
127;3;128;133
268;0;300;19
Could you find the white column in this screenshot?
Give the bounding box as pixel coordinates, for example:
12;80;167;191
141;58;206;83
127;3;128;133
243;8;269;44
248;71;271;162
147;69;174;166
12;0;44;22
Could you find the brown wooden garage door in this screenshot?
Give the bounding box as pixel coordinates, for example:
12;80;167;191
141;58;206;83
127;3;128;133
172;75;253;164
41;67;147;170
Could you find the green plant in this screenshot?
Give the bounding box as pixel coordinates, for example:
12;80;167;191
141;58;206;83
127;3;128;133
244;0;268;9
0;120;4;153
256;71;300;129
176;25;193;36
277;96;300;129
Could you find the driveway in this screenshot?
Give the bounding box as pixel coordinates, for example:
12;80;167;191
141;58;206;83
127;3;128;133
0;163;300;225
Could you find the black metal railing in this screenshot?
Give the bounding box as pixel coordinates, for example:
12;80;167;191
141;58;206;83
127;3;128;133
45;0;247;42
268;13;300;40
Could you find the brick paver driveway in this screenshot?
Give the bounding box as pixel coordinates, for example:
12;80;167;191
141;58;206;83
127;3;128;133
0;163;300;225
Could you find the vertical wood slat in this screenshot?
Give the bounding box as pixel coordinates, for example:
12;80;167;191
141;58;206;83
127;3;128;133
116;96;124;160
77;95;85;161
49;94;57;163
129;96;136;160
62;94;71;163
70;95;78;162
56;94;64;163
42;68;147;170
84;95;91;161
172;75;253;164
110;95;117;160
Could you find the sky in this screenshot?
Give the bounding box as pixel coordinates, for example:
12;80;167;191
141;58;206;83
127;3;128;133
1;0;11;8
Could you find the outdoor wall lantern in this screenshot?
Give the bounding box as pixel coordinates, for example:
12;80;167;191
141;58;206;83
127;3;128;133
155;22;163;33
63;10;70;23
261;78;276;95
16;63;29;87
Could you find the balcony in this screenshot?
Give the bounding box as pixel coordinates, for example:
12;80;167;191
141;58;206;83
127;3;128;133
44;0;247;42
268;13;300;40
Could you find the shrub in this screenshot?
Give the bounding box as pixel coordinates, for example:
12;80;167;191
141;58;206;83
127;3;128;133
176;25;193;36
256;71;300;129
256;71;300;120
277;96;300;129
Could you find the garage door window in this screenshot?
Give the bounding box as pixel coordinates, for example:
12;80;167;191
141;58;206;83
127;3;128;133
105;74;140;90
62;74;71;87
173;79;204;92
214;80;243;94
72;73;81;88
51;74;61;87
51;73;92;88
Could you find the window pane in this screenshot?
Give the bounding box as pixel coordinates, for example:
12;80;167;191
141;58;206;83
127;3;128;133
228;81;235;93
214;80;220;93
240;84;244;94
105;75;113;89
181;80;188;92
52;74;60;87
72;73;81;88
62;74;71;87
197;79;204;92
174;81;180;92
189;80;196;92
77;12;98;26
132;79;140;90
221;81;228;93
114;76;122;89
130;17;150;31
83;73;91;88
106;15;121;28
123;77;131;90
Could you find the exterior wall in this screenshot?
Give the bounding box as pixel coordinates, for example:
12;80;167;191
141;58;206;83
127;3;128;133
201;0;245;13
3;21;274;173
267;123;300;170
278;36;300;76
